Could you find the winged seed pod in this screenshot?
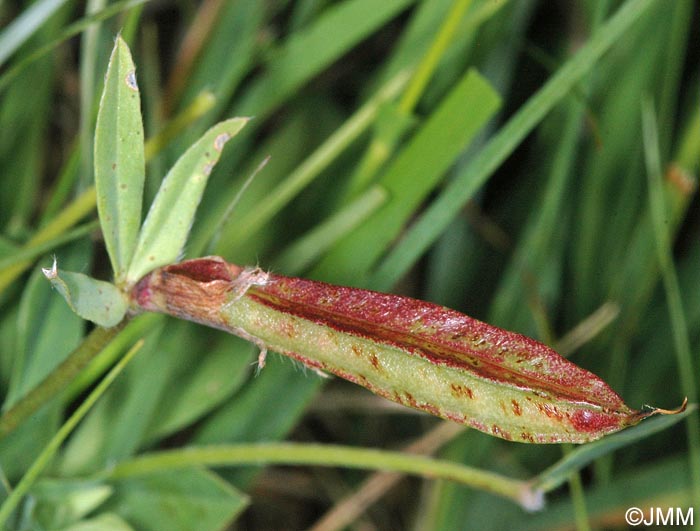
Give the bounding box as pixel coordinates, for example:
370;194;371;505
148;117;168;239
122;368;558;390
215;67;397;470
131;256;685;444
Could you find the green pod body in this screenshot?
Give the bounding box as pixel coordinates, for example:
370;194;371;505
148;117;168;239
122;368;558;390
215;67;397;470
132;256;654;444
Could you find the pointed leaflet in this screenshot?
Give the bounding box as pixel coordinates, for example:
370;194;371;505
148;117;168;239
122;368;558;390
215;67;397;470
42;259;128;327
94;36;145;283
132;257;686;444
126;118;248;285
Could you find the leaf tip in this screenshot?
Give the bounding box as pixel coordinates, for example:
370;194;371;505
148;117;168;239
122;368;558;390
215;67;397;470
41;256;58;280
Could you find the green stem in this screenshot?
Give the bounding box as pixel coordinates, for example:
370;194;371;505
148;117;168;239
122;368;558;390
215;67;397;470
0;339;143;527
0;322;125;439
563;445;591;531
104;442;543;511
397;0;473;115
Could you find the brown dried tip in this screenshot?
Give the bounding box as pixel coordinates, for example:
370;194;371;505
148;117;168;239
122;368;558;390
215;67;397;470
648;397;688;416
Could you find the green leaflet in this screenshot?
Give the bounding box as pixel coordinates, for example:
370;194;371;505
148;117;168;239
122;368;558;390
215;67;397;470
125;118;248;285
42;259;128;327
94;35;145;284
28;479;113;530
105;468;248;530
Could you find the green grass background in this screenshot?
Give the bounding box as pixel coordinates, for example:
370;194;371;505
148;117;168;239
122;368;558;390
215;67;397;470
0;0;698;529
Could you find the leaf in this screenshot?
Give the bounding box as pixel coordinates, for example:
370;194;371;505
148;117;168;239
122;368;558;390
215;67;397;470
234;0;416;120
0;0;69;68
370;0;660;290
0;340;143;527
125;118;248;285
60;513;134;531
533;403;694;492
273;185;388;273
42;258;128;327
5;242;87;409
313;68;501;285
94;35;145;283
31;479;113;529
132;257;687;444
104;468;248;531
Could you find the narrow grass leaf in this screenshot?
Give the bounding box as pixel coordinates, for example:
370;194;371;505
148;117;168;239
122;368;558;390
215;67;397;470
61;513;133;530
371;0;658;289
274;185;388;274
41;258;128;327
0;0;68;67
0;0;150;95
233;0;416;120
132;257;686;444
0;340;143;527
0;220;98;271
642;98;700;513
29;479;113;529
0;186;97;296
126;118;248;285
95;35;145;283
314;69;501;284
226;70;409;250
533;404;695;492
522;456;695;531
5;244;90;410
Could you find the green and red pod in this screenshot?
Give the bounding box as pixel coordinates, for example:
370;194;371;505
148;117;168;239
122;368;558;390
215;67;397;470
131;256;684;444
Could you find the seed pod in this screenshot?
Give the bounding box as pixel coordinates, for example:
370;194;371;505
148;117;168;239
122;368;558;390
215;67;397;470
131;256;684;443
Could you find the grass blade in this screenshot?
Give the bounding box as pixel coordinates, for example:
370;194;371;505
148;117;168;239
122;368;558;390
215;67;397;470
533;404;695;492
642;98;700;517
273;185;388;274
314;69;501;284
0;339;143;527
0;0;68;67
371;0;658;289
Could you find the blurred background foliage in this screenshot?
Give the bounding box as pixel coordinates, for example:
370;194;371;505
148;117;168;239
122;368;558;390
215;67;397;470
0;0;698;529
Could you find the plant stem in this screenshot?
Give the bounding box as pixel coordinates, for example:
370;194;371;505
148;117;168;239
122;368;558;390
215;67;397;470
397;0;472;115
0;321;125;440
104;442;543;511
563;444;591;531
